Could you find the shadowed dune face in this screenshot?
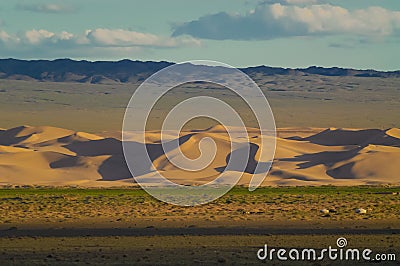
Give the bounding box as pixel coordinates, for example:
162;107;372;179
0;125;399;187
302;128;400;147
216;143;272;175
0;126;74;146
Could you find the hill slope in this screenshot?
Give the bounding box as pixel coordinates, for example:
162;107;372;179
1;59;399;84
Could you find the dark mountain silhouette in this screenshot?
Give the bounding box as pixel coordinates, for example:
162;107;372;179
0;58;399;84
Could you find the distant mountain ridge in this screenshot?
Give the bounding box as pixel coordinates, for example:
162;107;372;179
0;58;399;84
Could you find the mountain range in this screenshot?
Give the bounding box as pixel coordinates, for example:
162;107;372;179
0;58;399;84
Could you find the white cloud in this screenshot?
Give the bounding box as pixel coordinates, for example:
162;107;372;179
263;0;318;5
59;31;74;41
0;29;21;48
267;4;400;36
0;30;12;42
25;29;55;44
0;28;201;58
172;3;400;40
86;28;201;48
286;0;318;3
16;3;76;13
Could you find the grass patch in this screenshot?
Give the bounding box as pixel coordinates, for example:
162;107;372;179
1;185;399;197
0;186;399;225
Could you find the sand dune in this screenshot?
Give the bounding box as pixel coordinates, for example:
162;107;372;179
0;125;399;187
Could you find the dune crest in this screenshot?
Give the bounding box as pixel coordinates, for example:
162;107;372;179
0;125;399;187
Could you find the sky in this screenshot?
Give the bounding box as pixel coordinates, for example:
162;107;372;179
0;0;399;70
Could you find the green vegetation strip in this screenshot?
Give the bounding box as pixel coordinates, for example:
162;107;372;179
0;186;399;197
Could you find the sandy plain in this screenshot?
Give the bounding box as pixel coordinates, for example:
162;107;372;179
0;74;399;265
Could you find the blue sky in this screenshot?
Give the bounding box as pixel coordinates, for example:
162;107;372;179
0;0;399;70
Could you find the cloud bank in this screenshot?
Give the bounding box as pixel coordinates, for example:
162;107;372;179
262;0;319;5
16;3;76;13
0;28;201;58
172;3;400;40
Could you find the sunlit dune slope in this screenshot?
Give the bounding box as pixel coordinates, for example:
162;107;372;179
0;125;399;187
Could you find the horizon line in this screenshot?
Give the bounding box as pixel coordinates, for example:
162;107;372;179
1;57;399;73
